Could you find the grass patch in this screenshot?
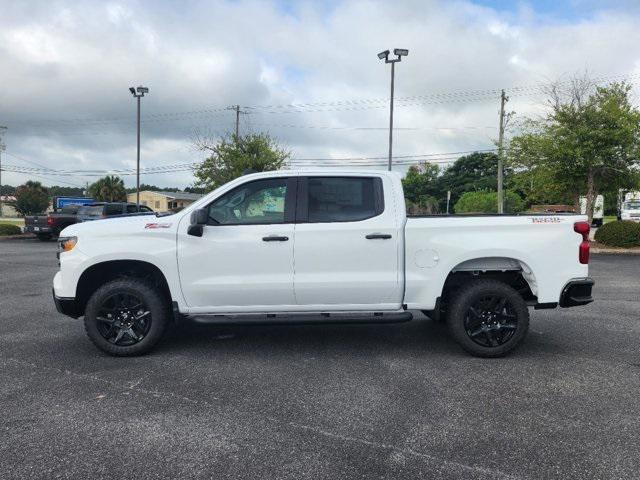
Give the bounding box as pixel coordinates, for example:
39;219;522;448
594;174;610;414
0;219;25;226
604;215;617;224
0;224;22;236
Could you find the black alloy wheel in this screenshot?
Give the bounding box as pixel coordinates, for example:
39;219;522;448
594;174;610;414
96;292;152;346
463;295;518;347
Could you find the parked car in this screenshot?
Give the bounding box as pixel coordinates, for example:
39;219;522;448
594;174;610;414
53;171;594;358
76;203;154;222
24;204;84;241
620;199;640;222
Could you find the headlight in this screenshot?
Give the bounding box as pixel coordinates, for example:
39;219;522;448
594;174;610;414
58;236;78;253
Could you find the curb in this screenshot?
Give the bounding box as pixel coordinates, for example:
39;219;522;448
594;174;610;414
0;234;36;241
592;248;640;255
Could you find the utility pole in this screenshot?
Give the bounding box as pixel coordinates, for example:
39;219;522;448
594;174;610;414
497;89;508;214
227;105;247;140
378;49;409;171
129;86;149;209
0;126;6;219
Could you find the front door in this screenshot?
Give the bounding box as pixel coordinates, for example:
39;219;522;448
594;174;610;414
293;175;403;310
177;177;297;313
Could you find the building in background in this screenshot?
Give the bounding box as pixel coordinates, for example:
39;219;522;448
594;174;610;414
126;191;203;212
0;195;19;217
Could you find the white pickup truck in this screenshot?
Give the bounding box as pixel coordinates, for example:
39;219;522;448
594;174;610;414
53;170;594;357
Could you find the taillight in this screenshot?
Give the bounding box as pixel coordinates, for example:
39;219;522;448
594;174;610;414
47;217;54;226
574;221;590;264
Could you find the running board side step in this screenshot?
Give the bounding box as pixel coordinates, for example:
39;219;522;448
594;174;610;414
189;311;413;326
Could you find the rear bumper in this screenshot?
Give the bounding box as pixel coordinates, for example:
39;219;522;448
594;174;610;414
559;278;594;307
25;225;53;233
52;289;82;318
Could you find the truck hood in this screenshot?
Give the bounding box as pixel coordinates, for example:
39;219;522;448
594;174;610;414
60;213;179;238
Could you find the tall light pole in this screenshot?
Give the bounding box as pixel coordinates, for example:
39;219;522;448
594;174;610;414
378;48;408;171
129;86;149;208
0;126;6;218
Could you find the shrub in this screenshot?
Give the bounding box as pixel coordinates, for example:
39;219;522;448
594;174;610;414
454;190;525;214
0;224;22;236
594;220;640;247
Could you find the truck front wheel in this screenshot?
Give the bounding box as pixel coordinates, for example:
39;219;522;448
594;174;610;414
84;278;169;356
447;279;529;358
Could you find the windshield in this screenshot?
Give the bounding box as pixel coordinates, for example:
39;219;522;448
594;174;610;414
623;201;640;210
78;205;104;216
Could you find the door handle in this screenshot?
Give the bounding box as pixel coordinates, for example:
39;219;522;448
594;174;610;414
262;235;289;242
365;233;392;240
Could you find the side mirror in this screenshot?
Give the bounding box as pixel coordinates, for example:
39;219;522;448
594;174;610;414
187;208;208;237
190;208;208;225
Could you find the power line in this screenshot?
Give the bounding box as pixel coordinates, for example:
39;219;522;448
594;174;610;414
7;71;639;129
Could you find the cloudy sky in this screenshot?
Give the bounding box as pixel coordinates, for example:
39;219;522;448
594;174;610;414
1;0;640;189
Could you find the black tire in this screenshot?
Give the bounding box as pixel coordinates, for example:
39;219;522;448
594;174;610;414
36;233;52;241
84;278;169;356
447;279;529;358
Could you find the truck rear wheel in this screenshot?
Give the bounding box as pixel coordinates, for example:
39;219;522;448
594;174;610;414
84;278;169;356
447;279;529;358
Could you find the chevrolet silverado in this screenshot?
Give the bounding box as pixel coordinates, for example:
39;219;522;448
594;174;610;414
53;170;594;357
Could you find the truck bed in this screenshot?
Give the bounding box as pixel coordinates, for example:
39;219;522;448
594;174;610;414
403;213;589;310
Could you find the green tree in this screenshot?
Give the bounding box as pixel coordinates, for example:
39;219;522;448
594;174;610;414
88;175;127;202
402;163;444;213
193;133;290;191
439;152;505;206
454;190;525;214
13;181;50;215
509;81;640;223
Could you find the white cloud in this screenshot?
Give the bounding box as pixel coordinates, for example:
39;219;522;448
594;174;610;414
1;0;639;188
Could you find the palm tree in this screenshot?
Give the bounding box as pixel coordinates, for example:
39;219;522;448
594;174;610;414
88;176;126;202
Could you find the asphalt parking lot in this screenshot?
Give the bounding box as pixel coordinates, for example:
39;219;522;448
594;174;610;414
1;239;639;480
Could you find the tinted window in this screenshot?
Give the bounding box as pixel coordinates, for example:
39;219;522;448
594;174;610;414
307;177;380;223
140;205;153;212
105;204;123;216
208;178;287;225
79;205;104;217
61;205;80;214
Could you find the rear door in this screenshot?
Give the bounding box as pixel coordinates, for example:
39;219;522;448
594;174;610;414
293;175;403;310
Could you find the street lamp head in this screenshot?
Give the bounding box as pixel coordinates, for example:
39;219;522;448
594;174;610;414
137;86;149;95
394;48;409;57
129;87;136;96
377;50;390;60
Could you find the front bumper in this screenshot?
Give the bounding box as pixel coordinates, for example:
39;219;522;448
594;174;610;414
559;278;594;307
52;289;82;318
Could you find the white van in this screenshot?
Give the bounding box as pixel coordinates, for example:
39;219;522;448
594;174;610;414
580;195;604;227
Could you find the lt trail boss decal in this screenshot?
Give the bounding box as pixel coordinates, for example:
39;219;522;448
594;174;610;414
531;217;561;223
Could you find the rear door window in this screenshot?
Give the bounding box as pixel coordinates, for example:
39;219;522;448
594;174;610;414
79;205;105;217
304;177;383;223
105;204;123;216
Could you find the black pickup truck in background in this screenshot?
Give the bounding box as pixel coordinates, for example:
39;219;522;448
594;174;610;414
24;202;155;240
24;204;83;241
76;202;154;222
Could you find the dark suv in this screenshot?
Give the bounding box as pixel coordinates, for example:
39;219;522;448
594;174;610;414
76;203;154;222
